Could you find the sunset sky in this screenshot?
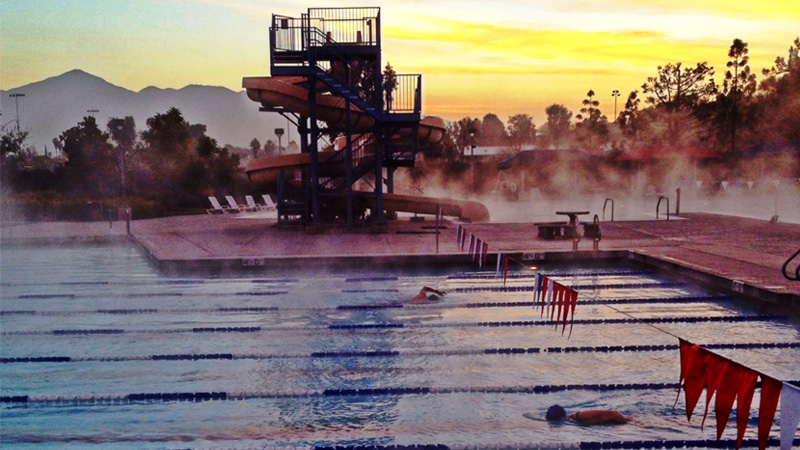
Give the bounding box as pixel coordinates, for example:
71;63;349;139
2;0;798;125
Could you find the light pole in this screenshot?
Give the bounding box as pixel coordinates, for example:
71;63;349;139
275;128;284;154
87;109;99;121
10;93;25;133
612;90;620;121
468;126;477;192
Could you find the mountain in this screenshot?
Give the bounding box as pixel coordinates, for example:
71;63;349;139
0;69;286;153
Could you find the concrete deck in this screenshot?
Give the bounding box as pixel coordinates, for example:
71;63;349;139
2;212;799;313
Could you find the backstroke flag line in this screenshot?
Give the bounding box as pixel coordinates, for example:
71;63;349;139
675;339;793;450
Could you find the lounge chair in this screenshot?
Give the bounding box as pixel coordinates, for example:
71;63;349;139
262;194;277;211
224;196;244;213
245;195;269;212
207;196;230;214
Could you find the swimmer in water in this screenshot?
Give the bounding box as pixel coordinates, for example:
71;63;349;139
406;286;447;303
545;404;627;425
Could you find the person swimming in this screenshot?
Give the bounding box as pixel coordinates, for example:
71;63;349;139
405;286;447;303
545;404;628;425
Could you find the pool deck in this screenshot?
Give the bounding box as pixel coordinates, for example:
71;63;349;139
2;212;799;313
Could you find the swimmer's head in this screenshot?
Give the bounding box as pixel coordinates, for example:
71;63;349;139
546;404;567;421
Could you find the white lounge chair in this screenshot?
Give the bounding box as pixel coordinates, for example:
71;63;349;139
207;196;229;214
224;196;243;213
245;195;269;212
262;194;277;211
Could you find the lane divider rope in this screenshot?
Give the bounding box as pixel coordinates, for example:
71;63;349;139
0;295;730;317
4;342;799;364
0;314;784;336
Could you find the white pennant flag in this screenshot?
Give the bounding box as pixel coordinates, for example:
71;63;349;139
721;181;729;190
781;383;800;450
696;181;703;190
774;179;781;188
748;181;754;190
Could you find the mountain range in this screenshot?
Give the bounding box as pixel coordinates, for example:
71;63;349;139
1;70;286;153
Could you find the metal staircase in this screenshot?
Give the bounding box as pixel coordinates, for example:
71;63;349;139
266;7;425;229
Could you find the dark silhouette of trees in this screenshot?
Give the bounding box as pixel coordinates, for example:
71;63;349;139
383;62;398;111
249;138;261;159
544;104;572;149
480;113;506;146
263;139;276;157
641;62;717;145
58;116;117;196
575;90;608;153
507;114;535;151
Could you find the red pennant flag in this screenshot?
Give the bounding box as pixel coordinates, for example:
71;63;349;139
735;367;758;449
758;375;782;450
503;255;509;286
685;348;710;422
567;289;578;338
550;282;560;323
702;354;729;430
715;362;758;444
676;339;701;408
561;288;570;334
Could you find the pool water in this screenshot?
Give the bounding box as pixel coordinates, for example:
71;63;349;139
1;243;799;449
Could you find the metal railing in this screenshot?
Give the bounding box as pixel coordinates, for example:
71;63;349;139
385;74;421;114
271;8;379;55
656;196;670;220
782;248;800;281
602;198;614;222
307;7;380;46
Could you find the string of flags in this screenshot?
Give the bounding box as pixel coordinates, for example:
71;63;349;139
457;224;488;268
675;339;800;450
456;224;581;338
532;273;580;338
686;178;799;190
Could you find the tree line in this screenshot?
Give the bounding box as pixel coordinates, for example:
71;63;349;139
438;37;799;159
1;107;245;220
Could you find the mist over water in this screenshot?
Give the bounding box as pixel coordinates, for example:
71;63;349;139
397;153;800;224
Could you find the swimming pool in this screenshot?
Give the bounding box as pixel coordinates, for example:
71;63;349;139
2;243;799;449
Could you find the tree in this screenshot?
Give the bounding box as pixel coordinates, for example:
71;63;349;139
641;62;717;145
107;116;136;197
249;138;261;159
506;114;535;152
58;116;116;196
544;104;571;150
757;37;800;148
263;140;277;157
448;117;480;157
383;62;398;112
617;91;641;137
642;62;717;110
720;39;757;154
762;37;800;78
286;140;299;153
141;107;192;156
1;123;31;159
479;113;506;146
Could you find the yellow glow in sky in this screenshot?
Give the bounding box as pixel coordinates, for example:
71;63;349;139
2;0;798;125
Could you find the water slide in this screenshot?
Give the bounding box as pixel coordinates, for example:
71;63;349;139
242;76;490;222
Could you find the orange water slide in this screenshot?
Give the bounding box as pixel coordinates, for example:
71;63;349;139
242;76;489;222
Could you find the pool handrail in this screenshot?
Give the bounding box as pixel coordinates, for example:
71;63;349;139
603;198;614;222
781;247;800;281
656;196;670;220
